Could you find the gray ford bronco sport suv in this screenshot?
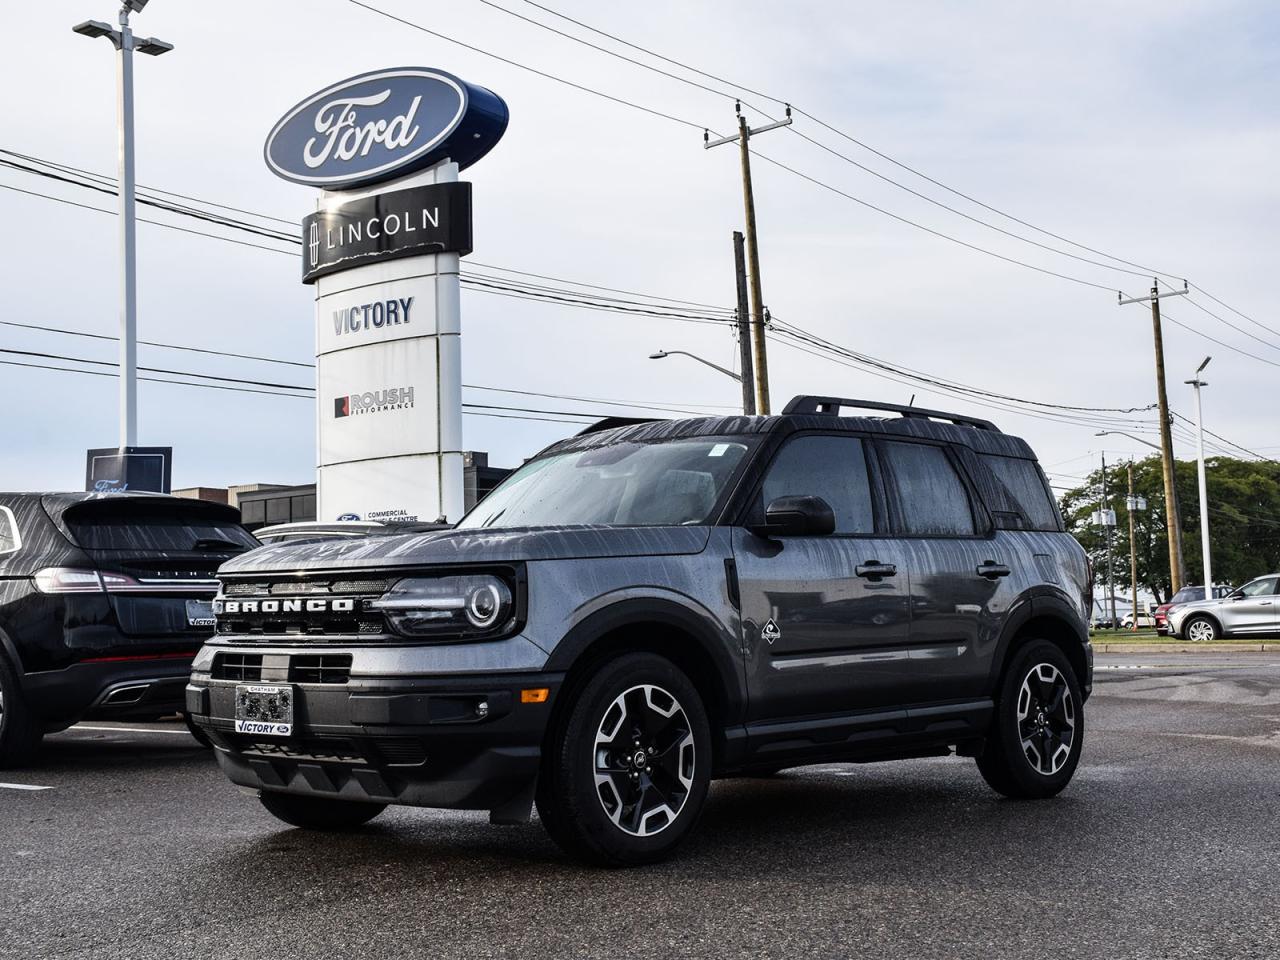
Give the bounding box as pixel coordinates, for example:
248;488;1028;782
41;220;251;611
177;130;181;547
189;396;1092;865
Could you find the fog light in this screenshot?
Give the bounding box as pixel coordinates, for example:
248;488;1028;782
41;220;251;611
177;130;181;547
476;700;490;719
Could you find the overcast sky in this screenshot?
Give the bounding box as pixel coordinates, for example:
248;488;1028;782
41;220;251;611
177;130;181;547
2;0;1277;497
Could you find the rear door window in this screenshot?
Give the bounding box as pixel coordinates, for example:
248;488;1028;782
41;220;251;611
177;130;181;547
760;435;877;535
982;455;1060;531
67;509;258;552
880;441;977;536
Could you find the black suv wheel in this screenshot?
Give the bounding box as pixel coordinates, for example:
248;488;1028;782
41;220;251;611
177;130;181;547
0;653;42;769
258;792;387;830
977;639;1083;799
537;652;711;866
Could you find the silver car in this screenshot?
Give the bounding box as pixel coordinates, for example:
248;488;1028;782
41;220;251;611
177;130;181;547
1168;574;1280;641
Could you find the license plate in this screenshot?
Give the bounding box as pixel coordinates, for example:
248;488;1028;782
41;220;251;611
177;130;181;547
234;684;294;737
186;599;216;628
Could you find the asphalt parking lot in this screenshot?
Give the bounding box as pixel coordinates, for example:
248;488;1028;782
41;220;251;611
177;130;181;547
3;653;1279;960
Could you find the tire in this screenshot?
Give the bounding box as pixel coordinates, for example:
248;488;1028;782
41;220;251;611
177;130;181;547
1183;615;1220;642
258;792;386;830
536;652;712;866
977;640;1084;800
183;713;214;749
0;653;42;769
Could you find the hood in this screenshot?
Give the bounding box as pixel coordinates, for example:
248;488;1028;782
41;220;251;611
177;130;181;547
219;525;713;575
1169;597;1222;615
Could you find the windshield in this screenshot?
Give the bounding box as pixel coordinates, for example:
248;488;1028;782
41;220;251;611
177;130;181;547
458;438;754;530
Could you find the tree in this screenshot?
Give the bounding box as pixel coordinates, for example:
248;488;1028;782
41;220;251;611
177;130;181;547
1059;455;1280;602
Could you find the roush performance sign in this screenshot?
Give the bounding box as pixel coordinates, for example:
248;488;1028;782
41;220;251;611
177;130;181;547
301;182;472;283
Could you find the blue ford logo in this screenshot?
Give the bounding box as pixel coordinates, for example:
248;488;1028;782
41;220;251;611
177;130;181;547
264;67;508;189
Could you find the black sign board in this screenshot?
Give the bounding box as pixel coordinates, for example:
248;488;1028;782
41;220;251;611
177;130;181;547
85;447;173;494
301;181;473;284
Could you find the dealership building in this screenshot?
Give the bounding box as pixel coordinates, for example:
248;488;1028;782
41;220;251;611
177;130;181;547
173;451;511;531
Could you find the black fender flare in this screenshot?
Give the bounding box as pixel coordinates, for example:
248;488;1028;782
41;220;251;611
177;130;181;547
543;595;749;730
985;588;1092;698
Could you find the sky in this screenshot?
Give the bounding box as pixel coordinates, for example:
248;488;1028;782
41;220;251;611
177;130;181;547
2;0;1277;497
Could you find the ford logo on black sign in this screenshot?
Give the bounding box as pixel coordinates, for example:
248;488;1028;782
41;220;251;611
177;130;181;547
264;67;508;189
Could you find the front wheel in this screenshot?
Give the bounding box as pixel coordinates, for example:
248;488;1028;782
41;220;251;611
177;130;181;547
258;792;386;830
977;640;1083;799
1183;615;1220;642
536;652;711;866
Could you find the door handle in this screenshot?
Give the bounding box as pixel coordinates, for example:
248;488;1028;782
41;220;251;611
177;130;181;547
976;561;1012;580
856;561;897;580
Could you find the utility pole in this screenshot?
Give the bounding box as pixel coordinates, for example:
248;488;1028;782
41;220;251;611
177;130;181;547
1119;279;1189;596
706;103;792;414
73;3;173;449
732;231;756;416
1126;462;1143;632
1187;356;1213;597
1101;451;1118;628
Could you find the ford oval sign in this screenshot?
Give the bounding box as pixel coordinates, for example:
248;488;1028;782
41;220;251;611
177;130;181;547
264;68;508;189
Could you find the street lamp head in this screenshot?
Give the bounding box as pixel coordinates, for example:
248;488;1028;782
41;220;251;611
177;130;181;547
648;351;669;360
72;19;116;39
135;36;174;55
1196;355;1212;374
125;0;151;13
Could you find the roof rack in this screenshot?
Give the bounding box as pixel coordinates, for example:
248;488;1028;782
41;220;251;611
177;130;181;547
782;395;1000;432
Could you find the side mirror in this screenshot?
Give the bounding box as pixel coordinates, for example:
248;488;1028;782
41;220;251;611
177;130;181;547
749;495;836;538
1229;591;1245;601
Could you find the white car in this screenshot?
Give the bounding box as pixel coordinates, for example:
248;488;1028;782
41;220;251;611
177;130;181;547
1121;612;1155;629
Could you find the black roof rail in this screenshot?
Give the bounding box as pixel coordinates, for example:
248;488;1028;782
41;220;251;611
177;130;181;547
575;416;661;437
783;395;1000;432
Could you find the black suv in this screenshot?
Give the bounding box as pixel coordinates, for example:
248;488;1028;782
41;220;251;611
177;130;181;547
189;397;1092;865
0;493;257;764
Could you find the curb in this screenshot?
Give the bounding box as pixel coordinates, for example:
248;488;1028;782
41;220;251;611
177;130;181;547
1092;642;1280;654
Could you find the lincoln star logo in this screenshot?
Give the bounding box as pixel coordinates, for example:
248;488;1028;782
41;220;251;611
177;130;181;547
762;619;782;644
308;221;320;267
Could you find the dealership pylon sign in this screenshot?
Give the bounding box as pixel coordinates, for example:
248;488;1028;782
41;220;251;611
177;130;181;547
265;68;507;523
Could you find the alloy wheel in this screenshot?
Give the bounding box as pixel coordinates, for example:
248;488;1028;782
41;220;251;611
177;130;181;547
1186;619;1217;642
1016;663;1076;776
593;684;695;837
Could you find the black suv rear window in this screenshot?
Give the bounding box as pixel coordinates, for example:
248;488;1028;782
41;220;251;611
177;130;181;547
67;510;258;552
982;455;1060;531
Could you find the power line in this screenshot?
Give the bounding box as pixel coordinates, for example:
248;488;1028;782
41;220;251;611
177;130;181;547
1160;308;1280;370
345;0;708;131
0;358;310;400
0;347;314;392
1182;295;1280;354
1188;282;1280;339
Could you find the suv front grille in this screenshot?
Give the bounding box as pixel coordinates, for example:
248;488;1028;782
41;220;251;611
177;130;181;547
289;654;353;685
216;577;389;640
213;652;263;682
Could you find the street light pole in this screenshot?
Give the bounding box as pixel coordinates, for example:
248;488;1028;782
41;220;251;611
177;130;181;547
1187;356;1213;598
649;350;742;384
73;2;172;450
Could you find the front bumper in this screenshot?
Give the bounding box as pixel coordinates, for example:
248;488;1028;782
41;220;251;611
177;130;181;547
188;663;563;813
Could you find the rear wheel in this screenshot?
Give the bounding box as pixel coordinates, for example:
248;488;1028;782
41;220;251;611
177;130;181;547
977;640;1083;799
537;652;711;866
258;792;386;830
0;653;42;769
1184;615;1220;642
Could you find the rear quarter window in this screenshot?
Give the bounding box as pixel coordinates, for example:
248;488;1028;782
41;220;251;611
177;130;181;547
982;455;1061;532
0;506;20;555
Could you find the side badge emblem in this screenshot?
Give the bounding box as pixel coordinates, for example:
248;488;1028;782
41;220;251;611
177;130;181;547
762;619;782;644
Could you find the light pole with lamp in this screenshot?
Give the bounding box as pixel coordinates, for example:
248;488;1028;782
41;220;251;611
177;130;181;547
648;350;747;412
1186;357;1213;600
72;1;173;449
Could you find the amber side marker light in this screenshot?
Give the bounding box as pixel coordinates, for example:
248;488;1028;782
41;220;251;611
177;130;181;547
521;688;550;704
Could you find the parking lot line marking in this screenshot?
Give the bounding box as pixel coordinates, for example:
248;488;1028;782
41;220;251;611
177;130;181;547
0;782;53;791
70;725;193;736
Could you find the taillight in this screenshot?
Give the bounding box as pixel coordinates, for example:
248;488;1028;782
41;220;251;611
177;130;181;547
33;568;145;594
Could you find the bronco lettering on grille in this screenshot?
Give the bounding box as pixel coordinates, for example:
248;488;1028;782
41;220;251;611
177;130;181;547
216;598;356;615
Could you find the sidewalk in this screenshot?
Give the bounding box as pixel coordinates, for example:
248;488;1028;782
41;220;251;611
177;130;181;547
1092;640;1280;653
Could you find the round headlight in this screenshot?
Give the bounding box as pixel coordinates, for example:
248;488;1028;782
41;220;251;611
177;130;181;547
466;581;504;629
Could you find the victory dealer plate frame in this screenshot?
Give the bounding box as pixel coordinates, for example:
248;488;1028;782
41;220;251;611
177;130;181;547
234;684;294;737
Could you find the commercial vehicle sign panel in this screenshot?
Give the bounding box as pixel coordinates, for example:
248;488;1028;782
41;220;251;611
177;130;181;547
264;68;508;189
